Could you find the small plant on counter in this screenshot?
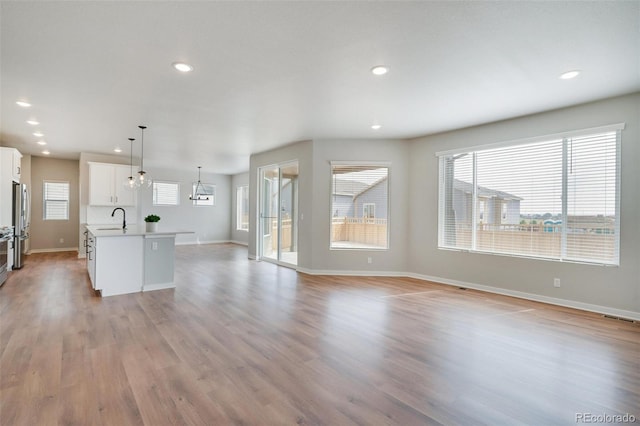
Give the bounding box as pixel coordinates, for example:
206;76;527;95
144;214;160;223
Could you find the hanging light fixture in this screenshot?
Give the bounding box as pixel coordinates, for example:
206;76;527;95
189;166;210;200
123;137;139;190
137;125;152;188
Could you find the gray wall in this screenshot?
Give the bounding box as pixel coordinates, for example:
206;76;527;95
408;93;640;314
230;172;249;245
30;156;80;251
247;93;638;316
139;166;232;245
310;139;409;273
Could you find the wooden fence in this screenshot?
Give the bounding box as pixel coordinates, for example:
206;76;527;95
331;217;388;248
455;223;616;261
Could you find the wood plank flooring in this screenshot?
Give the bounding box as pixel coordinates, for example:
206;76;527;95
1;244;638;425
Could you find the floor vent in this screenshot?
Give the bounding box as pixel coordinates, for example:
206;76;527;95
458;287;467;290
603;314;636;323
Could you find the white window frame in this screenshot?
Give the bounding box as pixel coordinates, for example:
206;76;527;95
152;181;180;206
236;185;249;231
436;123;624;265
191;183;215;206
363;203;376;219
329;161;390;251
43;180;69;221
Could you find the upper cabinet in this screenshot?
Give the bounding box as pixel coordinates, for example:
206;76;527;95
88;162;136;206
0;148;22;226
11;149;21;182
1;147;22;183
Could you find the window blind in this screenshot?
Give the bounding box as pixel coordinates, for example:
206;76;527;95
438;129;620;265
44;181;69;220
153;182;180;205
330;164;389;250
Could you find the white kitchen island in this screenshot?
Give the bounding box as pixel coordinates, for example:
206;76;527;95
85;225;193;297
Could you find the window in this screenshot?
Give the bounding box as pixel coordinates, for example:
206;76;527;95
153;181;180;206
236;185;249;231
192;183;215;206
330;163;389;250
363;203;376;219
43;181;69;220
437;125;622;265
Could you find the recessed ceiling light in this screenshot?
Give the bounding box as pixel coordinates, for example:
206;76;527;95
33;131;44;137
37;140;47;146
371;65;388;76
16;100;32;108
114;147;122;153
42;150;50;155
560;70;581;80
371;124;382;130
26;120;40;126
172;62;194;72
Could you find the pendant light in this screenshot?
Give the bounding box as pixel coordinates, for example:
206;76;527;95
123;137;140;190
189;166;210;200
137;125;152;188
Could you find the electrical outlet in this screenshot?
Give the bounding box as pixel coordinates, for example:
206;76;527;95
553;278;561;288
152;242;158;251
367;257;372;264
59;238;64;243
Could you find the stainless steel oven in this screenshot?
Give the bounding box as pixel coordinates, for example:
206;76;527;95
0;235;9;287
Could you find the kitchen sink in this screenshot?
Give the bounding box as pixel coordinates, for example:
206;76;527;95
97;227;123;230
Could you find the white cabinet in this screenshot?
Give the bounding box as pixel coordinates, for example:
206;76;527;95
88;162;136;206
0;147;22;227
87;232;144;296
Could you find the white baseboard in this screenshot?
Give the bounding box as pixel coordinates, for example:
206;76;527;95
288;267;639;321
229;240;249;246
405;272;640;322
175;239;231;246
143;282;176;292
295;267;406;278
29;247;79;254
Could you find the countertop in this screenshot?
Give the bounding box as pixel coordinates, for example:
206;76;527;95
86;225;194;238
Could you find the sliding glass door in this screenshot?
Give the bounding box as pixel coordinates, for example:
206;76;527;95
258;161;298;266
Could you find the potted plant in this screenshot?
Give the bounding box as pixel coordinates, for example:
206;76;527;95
144;214;160;232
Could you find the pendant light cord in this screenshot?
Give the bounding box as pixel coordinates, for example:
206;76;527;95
128;138;135;177
139;125;147;173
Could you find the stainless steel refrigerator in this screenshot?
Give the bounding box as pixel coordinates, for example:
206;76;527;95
12;183;29;269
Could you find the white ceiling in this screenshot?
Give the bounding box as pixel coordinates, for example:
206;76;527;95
1;1;638;175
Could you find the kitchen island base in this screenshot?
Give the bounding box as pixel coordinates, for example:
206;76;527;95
86;226;192;297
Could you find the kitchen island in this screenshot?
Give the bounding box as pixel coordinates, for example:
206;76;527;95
85;225;193;297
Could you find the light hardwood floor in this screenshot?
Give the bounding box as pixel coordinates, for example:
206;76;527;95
1;244;638;425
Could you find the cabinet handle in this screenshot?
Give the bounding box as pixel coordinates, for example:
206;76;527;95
110;196;113;203
17;166;20;175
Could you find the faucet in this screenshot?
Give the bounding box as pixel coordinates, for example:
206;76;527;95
111;207;126;230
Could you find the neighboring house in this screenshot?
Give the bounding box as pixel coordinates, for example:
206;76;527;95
453;179;522;225
332;177;388;219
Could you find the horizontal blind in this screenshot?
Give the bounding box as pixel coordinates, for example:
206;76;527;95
437;129;620;265
153;182;180;205
475;139;563;258
566;132;618;263
439;152;473;250
44;181;69;220
330;165;389;250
